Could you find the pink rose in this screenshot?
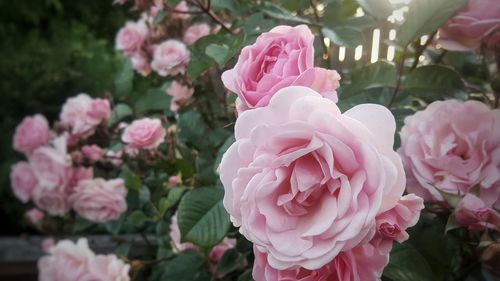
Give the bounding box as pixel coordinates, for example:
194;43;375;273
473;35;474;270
32;184;71;216
455;194;500;230
131;52;152;76
29;135;72;190
41;238;55;253
13;114;50;155
38;238;95;281
219;86;405;269
166;81;194;112
151;40;190;76
25;208;44;226
84;255;131;281
68;166;94;191
171;1;189;20
10;161;38;202
82;145;103;162
399;100;500;208
183;23;211;45
115;20;149;56
60;94;111;138
122;118;166;149
69;178;127;223
221;25;340;113
168;175;181;186
252;243;389;281
208;237;238;278
438;0;500;51
169;213;199;253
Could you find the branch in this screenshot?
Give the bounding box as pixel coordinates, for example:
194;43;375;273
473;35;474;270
411;31;437;70
310;0;329;61
387;45;408;108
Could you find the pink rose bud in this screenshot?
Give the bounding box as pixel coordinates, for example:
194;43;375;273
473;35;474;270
168;175;181;186
455;194;500;230
82;145;103;162
399;100;500;209
221;25;340;113
10;161;38;202
151;40;190;77
219;87;406;270
13;114;50;155
41;238;55;253
69;178;127;223
438;0;500;51
60;94;111;138
26;208;44;226
171;1;189;20
115;20;149;56
166;81;194;112
121;118;166;149
183;23;211;45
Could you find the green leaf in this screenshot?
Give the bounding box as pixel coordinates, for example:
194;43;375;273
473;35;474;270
135;87;171;114
188;51;215;79
355;0;393;19
401;65;467;100
109;103;132;126
341;61;397;97
211;0;236;11
322;26;365;47
397;0;467;45
206;43;230;66
383;243;435;281
177;111;208;142
177;187;231;247
126;210;147;228
445;214;462;233
262;3;311;24
237;269;253;281
154;10;167;24
161;250;209;281
114;59;134;97
159;187;186;216
216;248;245;274
120;166;142;191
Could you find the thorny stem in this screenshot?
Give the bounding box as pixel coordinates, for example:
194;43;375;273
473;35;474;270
387;45;408;108
411;31;437;70
191;0;235;34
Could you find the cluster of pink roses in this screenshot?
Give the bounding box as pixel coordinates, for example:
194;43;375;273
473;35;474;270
38;238;130;281
219;25;424;281
115;0;211;112
399;100;500;231
10;94;128;223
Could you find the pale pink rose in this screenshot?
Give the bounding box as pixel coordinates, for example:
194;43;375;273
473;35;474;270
166;81;194;112
169;213;199;253
252;243;389;281
25;208;44;226
84;254;131;281
38;238;95;281
13;114;50;155
115;20;149;56
219;86;405;269
455;194;500;230
82;145;103;162
68;166;94;192
29;135;72;190
168;175;181;186
183;23;211;45
171;1;189;20
151;40;190;76
438;0;500;51
69;178;127;223
131;52;152;76
122;118;166;149
10;161;38;202
32;184;71;216
399;100;500;208
221;25;340;113
41;238;55;253
60;94;111;138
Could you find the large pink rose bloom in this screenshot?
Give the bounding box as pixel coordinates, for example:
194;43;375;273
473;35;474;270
151;40;190;76
115;19;149;56
221;25;340;113
84;254;131;281
13;114;50;155
166;81;194;112
38;238;95;281
60;94;111;138
219;86;405;269
122;118;166;149
399;100;500;208
69;178;127;223
10;161;38;202
438;0;500;51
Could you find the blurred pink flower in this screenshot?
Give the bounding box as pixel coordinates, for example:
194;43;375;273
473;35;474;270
151;40;190;77
122;118;166;149
13;114;50;155
115;20;149;56
82;145;103;163
60;94;111;138
10;161;38;202
166;81;194;112
25;208;44;226
183;23;211;45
